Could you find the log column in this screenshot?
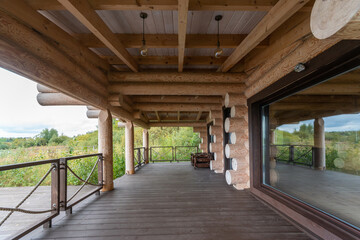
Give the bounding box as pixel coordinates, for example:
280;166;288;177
193;127;207;153
224;93;250;190
143;129;149;164
314;118;326;170
125;121;135;174
98;109;114;191
209;110;224;173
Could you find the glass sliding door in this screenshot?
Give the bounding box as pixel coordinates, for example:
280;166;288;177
261;66;360;230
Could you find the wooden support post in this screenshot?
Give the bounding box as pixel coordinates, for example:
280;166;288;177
125;121;135;174
314;118;326;170
143;129;149;164
98;109;114;191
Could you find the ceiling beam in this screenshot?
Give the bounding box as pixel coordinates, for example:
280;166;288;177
196;111;202;121
58;0;138;72
108;83;245;96
26;0;302;11
133;103;221;112
218;0;310;72
149;122;207;128
104;56;227;66
131;96;223;104
0;0;109;85
109;72;246;83
178;0;189;72
73;33;269;49
155;111;161;122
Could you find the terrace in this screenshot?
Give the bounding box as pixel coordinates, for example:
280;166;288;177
0;0;360;239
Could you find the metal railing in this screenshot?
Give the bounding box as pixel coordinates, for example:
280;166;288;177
271;144;314;167
0;153;103;239
134;147;146;169
150;146;199;162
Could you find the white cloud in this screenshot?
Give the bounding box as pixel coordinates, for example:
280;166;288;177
0;68;98;138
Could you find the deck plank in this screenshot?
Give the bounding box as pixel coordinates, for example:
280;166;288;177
27;163;310;240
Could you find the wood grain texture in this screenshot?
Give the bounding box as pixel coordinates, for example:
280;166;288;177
73;33;268;48
109;72;246;83
27;163;310;239
58;0;138;72
219;0;310;72
177;0;189;72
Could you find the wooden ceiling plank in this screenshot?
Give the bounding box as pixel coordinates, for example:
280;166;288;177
58;0;138;72
218;0;310;72
178;0;189;72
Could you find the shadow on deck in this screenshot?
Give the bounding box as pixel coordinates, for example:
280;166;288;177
26;163;310;240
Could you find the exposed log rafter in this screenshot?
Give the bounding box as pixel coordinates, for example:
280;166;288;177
58;0;138;72
218;0;310;72
178;0;189;72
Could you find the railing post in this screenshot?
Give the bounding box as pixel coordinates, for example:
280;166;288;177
289;145;294;164
97;155;103;195
150;147;153;163
171;146;174;162
137;148;141;166
175;146;177;162
312;147;315;168
59;158;67;212
45;161;60;229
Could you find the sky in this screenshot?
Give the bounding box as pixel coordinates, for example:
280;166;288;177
278;114;360;133
0;68;98;138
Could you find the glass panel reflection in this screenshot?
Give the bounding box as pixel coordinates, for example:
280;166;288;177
263;67;360;229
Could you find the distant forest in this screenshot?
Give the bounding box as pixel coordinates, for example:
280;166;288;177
275;123;360;175
0;120;200;150
0;121;201;186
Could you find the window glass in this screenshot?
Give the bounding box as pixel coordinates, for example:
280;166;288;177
262;67;360;230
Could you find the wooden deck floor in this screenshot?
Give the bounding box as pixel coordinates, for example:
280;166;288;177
26;163;310;240
275;164;360;229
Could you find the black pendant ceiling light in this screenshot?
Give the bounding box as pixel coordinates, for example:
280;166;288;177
140;12;148;57
214;15;223;59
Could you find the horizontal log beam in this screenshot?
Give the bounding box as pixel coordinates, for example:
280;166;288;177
131;95;223;104
26;0;299;11
73;33;269;49
133;103;221;112
109;83;245;96
104;56;227;66
109;72;246;83
37;93;85;106
87;109;100;118
149;122;207;128
219;0;309;72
